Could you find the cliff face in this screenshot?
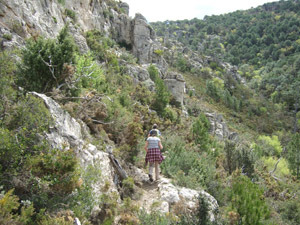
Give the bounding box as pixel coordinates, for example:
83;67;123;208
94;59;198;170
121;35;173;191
0;0;162;65
0;0;179;96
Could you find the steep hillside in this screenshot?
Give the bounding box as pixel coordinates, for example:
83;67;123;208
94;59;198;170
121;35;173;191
151;0;300;114
0;0;299;225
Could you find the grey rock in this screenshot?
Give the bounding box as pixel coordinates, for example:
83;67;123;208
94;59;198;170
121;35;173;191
131;13;155;64
164;71;185;106
30;92;119;211
119;2;129;15
206;112;231;140
126;64;150;81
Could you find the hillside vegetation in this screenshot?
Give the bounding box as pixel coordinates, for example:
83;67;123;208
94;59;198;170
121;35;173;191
152;0;300;113
0;0;299;224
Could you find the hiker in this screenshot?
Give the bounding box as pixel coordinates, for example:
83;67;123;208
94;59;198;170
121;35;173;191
145;129;164;182
148;123;161;138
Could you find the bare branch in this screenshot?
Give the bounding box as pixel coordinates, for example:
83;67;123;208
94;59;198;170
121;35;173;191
38;50;58;85
270;157;281;175
91;119;114;125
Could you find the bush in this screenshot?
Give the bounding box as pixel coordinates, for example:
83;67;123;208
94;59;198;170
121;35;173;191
262;157;290;178
161;137;215;189
279;199;300;225
18;26;77;93
286;133;300;179
191;113;211;151
73;52;105;96
0;95;52;177
3;33;12;40
206;80;221;102
224;141;255;177
163;107;178;122
230;174;270;225
85;30;115;62
148;64;160;82
151;77;170;116
70;163;102;219
255;135;282;157
24;148;80;211
0;50;17;126
65;9;76;21
138;210;175;225
0;189;35;225
175;54;191;73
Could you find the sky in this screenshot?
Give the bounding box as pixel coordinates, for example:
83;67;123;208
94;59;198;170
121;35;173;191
122;0;279;22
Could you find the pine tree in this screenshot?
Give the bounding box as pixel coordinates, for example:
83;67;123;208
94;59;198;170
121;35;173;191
286;133;300;179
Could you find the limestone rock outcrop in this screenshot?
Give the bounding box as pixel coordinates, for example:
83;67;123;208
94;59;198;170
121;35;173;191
164;71;186;106
206;112;233;140
31;92;119;207
127;166;219;223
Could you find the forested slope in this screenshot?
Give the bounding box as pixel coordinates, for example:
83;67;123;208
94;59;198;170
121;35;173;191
151;0;300;113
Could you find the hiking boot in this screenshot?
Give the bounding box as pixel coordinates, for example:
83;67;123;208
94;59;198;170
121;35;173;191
148;174;153;182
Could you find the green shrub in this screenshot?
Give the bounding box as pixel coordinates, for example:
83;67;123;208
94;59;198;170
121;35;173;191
65;9;76;21
224;141;255;177
94;193;119;224
18;26;77;93
148;64;160;82
206;80;221;102
26;148;80;210
279;199;300;225
57;0;65;5
132;84;152;105
154;49;164;56
230;175;270;225
200;67;212;78
29;148;79;194
262;157;290;178
73;52;105;95
151;77;170;116
191;113;210;151
0;95;52;177
70;163;102;219
121;177;135;198
286;133;300;179
255;135;282;157
52;16;57;23
85;30;115;62
3;33;12;40
123;119;144;162
175;54;191;73
0;189;35;225
0;50;17;126
161;137;215;189
138;210;175;225
163;107;178;122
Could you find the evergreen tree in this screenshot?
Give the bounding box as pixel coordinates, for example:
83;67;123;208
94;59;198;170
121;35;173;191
152;76;170;116
230;175;270;225
286;133;300;179
192;113;210;151
18;26;77;93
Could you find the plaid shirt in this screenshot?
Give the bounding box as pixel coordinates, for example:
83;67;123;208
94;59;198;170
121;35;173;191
145;148;164;164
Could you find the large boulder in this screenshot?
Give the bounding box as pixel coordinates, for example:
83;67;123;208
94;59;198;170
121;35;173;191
164;71;185;106
131;13;155;64
206;112;232;140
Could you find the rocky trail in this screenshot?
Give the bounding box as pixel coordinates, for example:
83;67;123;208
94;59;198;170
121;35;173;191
138;179;166;212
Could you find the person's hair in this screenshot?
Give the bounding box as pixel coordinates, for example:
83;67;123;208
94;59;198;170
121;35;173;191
150;129;157;136
152;124;158;129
